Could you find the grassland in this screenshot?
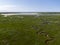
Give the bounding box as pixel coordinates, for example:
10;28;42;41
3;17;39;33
0;14;60;45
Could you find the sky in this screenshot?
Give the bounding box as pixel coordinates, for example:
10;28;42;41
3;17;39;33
0;0;60;12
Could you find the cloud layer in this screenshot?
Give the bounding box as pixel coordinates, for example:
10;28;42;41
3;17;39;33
0;5;39;12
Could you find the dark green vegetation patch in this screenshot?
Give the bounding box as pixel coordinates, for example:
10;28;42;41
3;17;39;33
0;15;60;45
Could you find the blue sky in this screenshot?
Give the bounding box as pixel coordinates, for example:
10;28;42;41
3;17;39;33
0;0;60;12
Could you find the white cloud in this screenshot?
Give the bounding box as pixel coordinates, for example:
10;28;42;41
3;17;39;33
0;4;39;12
0;5;20;12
